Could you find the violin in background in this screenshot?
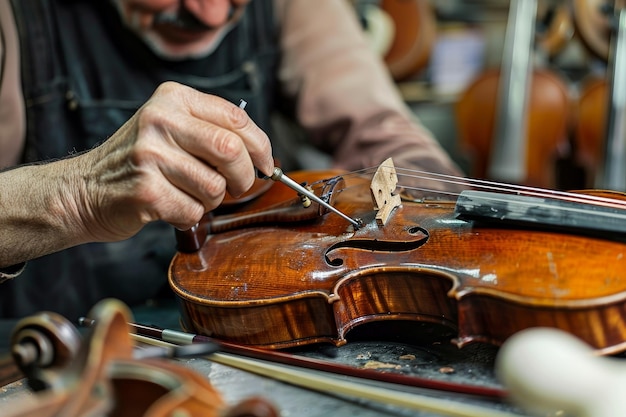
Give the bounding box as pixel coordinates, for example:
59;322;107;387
573;0;620;61
573;0;626;189
455;0;572;189
575;74;608;187
350;0;437;81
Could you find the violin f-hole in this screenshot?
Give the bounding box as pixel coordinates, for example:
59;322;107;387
324;226;429;267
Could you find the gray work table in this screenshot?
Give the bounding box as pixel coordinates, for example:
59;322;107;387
0;299;533;417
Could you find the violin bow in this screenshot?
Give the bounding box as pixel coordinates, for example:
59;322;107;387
120;320;505;398
131;333;526;417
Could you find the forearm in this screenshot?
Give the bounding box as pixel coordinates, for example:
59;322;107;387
0;158;88;268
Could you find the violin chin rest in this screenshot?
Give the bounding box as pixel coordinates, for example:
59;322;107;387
495;327;626;417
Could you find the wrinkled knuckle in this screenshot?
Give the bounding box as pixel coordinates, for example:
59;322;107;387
155;80;182;96
135;184;162;211
158;203;202;231
128;138;160;168
213;130;244;162
135;102;168;132
133;110;173;158
229;105;250;130
203;174;227;201
152;82;191;110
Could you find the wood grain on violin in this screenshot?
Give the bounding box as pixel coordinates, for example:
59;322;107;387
169;169;626;355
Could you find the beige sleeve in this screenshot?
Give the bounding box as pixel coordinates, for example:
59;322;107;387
273;0;461;176
0;0;26;169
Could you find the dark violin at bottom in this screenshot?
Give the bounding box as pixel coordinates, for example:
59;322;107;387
169;169;626;355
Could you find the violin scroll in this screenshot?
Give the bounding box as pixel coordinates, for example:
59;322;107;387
5;299;279;417
10;311;82;392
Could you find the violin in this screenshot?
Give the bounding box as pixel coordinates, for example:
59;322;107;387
574;75;606;187
351;0;437;81
4;299;278;417
380;0;437;81
455;0;571;189
572;0;621;61
456;68;570;188
573;1;626;190
169;161;626;356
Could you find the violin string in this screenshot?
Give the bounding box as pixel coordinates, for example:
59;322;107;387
303;165;626;210
391;166;626;209
417;171;626;210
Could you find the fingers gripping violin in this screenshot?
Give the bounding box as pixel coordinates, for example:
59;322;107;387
170;158;626;355
4;299;278;417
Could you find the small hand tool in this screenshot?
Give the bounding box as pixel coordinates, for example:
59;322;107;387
239;99;361;228
264;167;362;229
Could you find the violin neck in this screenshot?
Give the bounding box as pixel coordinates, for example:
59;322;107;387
455;190;626;236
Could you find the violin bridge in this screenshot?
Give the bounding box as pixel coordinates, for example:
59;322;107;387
370;157;402;226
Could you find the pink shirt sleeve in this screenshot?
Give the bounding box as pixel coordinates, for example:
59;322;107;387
274;0;462;177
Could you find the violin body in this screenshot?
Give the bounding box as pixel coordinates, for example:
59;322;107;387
169;170;626;355
349;0;435;81
380;0;436;81
574;76;607;186
456;67;571;188
572;0;620;60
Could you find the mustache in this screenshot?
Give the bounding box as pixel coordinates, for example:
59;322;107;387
152;6;235;31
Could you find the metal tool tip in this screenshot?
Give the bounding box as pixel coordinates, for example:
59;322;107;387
270;167;283;181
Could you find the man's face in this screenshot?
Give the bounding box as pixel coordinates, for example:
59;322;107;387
111;0;251;60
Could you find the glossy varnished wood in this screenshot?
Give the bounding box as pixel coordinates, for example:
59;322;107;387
455;68;570;188
169;171;626;354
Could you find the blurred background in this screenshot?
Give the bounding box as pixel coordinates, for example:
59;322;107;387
348;0;621;191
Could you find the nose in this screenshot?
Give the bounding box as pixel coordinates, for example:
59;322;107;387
183;0;233;28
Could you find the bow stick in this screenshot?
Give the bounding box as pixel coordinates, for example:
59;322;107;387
131;333;527;417
97;319;505;398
